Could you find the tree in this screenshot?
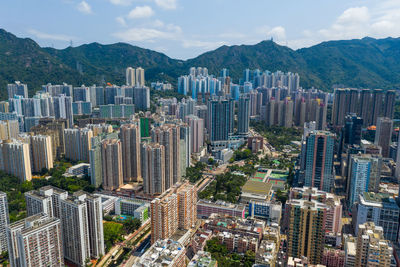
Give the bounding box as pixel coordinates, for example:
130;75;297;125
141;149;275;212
123;218;141;233
103;222;124;251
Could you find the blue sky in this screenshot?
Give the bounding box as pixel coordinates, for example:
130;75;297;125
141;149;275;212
1;0;400;59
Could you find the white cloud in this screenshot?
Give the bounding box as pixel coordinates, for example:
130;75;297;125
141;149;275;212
28;29;75;41
128;6;154;19
182;40;226;50
113;25;181;42
155;0;177;10
267;26;286;41
109;0;133;6
116;16;127;27
77;1;92;14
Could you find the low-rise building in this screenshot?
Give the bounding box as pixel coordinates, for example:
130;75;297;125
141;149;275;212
134;239;186;267
248;200;282;223
197;199;245;219
255;239;277;266
188;251;217;267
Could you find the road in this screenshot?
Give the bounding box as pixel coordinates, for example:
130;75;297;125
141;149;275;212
95;221;150;267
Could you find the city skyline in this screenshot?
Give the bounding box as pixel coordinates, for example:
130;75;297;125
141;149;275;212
2;1;400;59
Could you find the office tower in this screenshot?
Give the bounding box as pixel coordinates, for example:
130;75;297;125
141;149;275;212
53;94;74;127
0;120;19;140
353;192;400;242
7;81;28;98
395;133;400;178
384;90;396;119
150;182;197;244
286;199;327;264
371;89;384;125
374;117;393;157
355;222;392;267
302;131;335;192
185;115;204;153
343;114;363;146
30;135;54;173
7;214;63;267
178;76;189;95
0;192;9;253
0;140;32;181
237;96;250;135
64;128;93;162
207;97;234;141
136;67;145;86
348;155;371;206
141;143;165;195
101;139;123;190
126;67;136;86
120;123;141;182
134;86;150;110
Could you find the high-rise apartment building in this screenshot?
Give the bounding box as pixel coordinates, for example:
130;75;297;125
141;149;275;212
355;222;392;267
126;67;136;86
302;131;335;192
287;187;342;235
207;97;234;141
53;94;74;127
374;117;393;157
0;192;9;253
64;128;93;162
150;182;197;244
7;81;28;98
141;143;165;195
133;86;150;110
152;125;181;189
348;155;371;206
353;192;400;242
101;139;123;190
73;85;90;102
7;214;63;267
60;191;104;266
185;115;204;153
120;123;141;183
135;67;145;86
30;135;54;173
0;140;32;181
237;96;250;135
286;199;327;265
0;120;20;140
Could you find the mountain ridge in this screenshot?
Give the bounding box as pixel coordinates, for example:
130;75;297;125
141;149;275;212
1;28;400;99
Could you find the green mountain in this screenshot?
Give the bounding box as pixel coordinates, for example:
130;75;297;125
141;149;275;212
1;28;400;100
